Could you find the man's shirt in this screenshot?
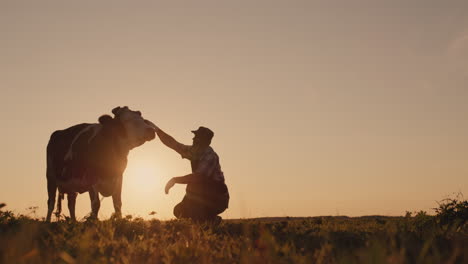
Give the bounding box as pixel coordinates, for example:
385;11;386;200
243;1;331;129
171;143;226;183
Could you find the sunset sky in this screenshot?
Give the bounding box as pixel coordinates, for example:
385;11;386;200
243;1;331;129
1;0;467;220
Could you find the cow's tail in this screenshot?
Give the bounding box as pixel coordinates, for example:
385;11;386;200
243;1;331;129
56;192;64;217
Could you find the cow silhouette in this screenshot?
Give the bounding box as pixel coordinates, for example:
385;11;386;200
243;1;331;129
46;106;156;222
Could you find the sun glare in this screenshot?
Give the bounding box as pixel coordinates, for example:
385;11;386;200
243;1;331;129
124;156;163;198
120;148;187;219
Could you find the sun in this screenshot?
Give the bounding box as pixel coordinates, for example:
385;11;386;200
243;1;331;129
119;147;186;219
124;155;163;198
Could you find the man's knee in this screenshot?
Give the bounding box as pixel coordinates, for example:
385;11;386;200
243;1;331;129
173;203;184;219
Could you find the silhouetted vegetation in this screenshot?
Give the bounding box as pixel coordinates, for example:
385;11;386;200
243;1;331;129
0;197;467;263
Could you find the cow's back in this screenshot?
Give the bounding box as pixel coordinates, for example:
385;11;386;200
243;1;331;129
47;123;93;181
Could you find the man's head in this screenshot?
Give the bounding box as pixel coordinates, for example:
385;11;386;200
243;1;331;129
191;126;214;147
99;106;155;149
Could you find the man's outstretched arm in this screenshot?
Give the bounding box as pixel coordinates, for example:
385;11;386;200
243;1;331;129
155;129;180;151
146;121;192;159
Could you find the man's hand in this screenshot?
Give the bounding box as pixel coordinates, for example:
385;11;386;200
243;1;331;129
144;120;160;132
165;178;176;194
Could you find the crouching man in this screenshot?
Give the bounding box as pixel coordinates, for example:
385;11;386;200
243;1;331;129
150;123;229;223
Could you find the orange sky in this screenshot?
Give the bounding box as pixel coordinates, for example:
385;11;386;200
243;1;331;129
1;0;467;220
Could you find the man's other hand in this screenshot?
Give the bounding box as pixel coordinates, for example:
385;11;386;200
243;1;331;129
165;178;176;194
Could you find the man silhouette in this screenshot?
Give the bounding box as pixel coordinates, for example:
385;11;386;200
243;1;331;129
150;123;229;222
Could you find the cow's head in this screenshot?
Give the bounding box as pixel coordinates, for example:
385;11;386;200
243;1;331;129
98;106;155;150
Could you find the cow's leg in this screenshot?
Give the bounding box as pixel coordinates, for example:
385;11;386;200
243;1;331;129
112;176;123;218
46;178;57;222
67;192;78;221
88;187;100;219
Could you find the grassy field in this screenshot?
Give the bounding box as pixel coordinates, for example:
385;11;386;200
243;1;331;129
0;198;466;264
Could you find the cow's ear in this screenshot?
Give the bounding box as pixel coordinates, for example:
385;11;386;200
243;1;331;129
112;107;121;115
112;106;129;116
98;115;113;125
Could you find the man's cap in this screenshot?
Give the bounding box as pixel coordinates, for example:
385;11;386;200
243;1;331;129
191;126;214;141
